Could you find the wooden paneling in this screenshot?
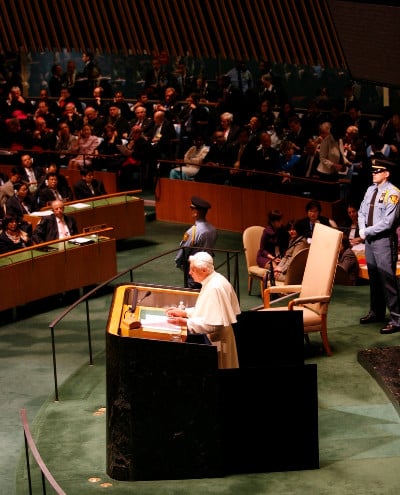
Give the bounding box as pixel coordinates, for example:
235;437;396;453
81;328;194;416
155;178;345;232
0;238;116;312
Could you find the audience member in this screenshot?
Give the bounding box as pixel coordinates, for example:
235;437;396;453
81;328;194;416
37;163;73;202
68;124;101;169
0;167;22;209
277;140;301;172
111;90;133;121
251;131;280;189
130;105;154;138
296;199;338;239
48;63;63;97
169;135;209;180
37;172;67;208
256;210;289;276
273;219;309;282
61;59;79;97
73;166;107;199
149;110;177;174
5;182;35;234
0;215;32;254
286;115;312;153
226;60;253;95
93;123;123;172
118;125;152;189
18;153;44;194
196;130;233;184
58;101;84;135
54;122;80;168
258;99;276;131
32;199;78;243
83;106;106;137
218;112;240;144
107;103;130;139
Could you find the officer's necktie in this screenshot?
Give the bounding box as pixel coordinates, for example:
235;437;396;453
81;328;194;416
367;188;378;226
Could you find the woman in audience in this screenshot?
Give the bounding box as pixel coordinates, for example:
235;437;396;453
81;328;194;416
0;215;32;254
273;220;309;282
68;124;101;169
257;209;289;270
344;201;362;246
5;182;35;235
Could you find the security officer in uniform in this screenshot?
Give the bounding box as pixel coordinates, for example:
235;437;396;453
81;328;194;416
358;159;400;334
175;196;217;288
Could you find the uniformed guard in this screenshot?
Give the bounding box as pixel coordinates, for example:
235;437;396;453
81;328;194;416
175;196;217;288
358;159;400;334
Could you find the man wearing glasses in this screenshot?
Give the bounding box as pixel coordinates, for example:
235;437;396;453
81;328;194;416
358;159;400;334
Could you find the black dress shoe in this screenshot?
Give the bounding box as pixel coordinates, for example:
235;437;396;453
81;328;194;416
380;323;400;335
360;313;384;324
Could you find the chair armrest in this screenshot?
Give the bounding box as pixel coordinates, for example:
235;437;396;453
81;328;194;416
263;285;302;307
288;295;331;309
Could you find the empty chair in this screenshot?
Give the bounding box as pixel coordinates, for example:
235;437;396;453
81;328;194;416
242;225;267;296
260;223;342;356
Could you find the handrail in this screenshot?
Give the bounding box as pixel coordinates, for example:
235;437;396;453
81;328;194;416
40;190;143;210
48;246;240;401
20;408;67;495
158;158;344;189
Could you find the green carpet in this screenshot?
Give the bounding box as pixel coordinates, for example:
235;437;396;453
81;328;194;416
3;217;400;494
15;284;400;495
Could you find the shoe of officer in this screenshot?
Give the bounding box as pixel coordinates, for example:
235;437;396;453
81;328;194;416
360;312;385;324
380;322;400;334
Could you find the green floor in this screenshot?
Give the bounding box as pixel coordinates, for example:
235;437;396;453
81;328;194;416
2;214;400;494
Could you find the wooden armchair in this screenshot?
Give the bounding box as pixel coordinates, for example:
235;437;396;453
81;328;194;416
261;223;343;356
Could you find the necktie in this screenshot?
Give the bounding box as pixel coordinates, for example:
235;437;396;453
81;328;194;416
367;188;378;226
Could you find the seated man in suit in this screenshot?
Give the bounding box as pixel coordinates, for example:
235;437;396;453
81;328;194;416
32;199;78;243
73;166;107;200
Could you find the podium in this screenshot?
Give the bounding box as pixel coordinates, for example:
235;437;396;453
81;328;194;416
106;284;319;481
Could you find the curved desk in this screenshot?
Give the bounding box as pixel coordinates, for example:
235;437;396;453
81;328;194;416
0;230;117;312
25;192;145;240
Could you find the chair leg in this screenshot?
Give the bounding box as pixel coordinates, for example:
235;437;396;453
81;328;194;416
248;276;253;295
320;316;332;356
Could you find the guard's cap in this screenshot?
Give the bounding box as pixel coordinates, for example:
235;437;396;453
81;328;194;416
372;158;395;173
190;196;211;210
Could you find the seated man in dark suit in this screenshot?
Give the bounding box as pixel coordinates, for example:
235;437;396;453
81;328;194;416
32;199;78;243
73;166;107;200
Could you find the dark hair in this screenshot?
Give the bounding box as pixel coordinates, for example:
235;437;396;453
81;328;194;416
287;219;305;236
268;209;283;224
80;166;94;176
2;215;18;229
306;200;321;213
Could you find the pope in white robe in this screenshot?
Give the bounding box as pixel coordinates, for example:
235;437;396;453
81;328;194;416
166;251;240;369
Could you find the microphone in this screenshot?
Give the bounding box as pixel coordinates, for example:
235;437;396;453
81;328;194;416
129;290;152;312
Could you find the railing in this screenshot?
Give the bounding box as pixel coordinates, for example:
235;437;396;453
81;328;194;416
48;246;240;401
20;408;66;495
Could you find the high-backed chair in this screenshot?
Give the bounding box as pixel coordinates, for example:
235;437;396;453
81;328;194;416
275;247;310;286
242;225;266;296
261;223;343;356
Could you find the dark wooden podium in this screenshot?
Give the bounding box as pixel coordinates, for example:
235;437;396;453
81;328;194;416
106;285;319;481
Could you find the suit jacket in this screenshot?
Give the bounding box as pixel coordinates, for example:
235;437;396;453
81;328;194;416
32;214;78;244
73;178;107;200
